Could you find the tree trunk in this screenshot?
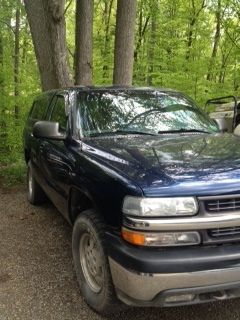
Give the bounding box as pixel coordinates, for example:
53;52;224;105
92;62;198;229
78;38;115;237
24;0;72;90
186;0;205;61
21;23;28;65
186;17;196;61
207;0;221;81
147;1;158;86
233;57;239;92
14;8;20;118
0;30;3;88
0;30;6;133
113;0;137;86
102;0;114;80
134;0;150;63
75;0;93;85
218;45;233;83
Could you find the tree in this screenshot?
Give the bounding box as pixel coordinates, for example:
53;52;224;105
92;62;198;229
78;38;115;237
0;28;3;84
14;7;20;118
23;0;72;90
113;0;137;86
134;0;150;62
147;0;158;85
102;0;114;80
185;0;206;61
207;0;222;81
75;0;93;85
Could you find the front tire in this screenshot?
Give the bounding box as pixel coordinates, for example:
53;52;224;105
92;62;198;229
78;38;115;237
27;161;46;205
72;210;122;315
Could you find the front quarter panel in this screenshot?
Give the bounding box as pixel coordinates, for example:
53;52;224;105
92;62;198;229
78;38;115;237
69;142;142;227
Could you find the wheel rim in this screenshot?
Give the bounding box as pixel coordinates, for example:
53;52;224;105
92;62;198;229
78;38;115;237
28;169;33;198
79;232;104;293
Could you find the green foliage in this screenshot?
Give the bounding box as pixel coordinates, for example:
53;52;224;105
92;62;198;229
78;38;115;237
0;0;40;180
0;0;240;185
0;159;26;186
133;0;240;105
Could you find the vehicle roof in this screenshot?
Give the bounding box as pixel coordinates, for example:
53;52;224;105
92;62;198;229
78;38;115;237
43;86;182;95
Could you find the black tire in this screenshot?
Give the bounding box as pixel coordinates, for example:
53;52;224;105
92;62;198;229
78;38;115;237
27;161;46;205
72;209;123;315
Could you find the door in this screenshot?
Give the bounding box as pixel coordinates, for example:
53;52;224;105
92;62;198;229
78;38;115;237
38;94;74;217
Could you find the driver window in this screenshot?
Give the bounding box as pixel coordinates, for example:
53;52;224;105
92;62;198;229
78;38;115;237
50;96;67;132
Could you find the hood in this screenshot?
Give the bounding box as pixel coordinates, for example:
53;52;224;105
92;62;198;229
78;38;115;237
82;133;240;196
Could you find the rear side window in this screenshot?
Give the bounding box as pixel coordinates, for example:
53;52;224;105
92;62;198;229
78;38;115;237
30;95;50;120
50;96;67;132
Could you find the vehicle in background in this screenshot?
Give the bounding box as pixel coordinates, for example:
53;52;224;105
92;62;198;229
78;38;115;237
205;96;240;133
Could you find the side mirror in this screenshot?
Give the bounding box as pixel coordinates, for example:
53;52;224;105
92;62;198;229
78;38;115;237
212;118;228;133
33;121;66;140
234;124;240;136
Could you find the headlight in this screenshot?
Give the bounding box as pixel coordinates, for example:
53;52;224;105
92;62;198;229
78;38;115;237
122;196;198;217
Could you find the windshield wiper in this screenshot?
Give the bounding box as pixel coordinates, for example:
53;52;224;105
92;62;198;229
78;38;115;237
158;129;211;134
114;129;157;136
89;130;157;137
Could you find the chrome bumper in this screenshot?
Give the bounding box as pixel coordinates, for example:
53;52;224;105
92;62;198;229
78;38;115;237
109;257;240;306
123;213;240;231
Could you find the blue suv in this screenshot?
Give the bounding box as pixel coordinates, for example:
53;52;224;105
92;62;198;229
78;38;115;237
23;87;240;314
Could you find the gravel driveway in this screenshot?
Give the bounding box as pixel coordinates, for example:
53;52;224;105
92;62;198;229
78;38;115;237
1;185;240;320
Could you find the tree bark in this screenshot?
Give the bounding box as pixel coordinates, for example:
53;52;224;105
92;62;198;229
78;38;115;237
75;0;93;85
14;8;20;118
24;0;72;90
113;0;137;86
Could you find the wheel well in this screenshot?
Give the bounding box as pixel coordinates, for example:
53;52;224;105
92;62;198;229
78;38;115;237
69;188;94;224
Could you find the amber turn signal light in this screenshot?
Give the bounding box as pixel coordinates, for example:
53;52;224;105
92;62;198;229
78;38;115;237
121;227;145;246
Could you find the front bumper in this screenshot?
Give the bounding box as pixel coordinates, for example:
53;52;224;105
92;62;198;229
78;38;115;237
106;232;240;307
109;258;240;306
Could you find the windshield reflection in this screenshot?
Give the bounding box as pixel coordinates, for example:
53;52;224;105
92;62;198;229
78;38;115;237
76;91;219;136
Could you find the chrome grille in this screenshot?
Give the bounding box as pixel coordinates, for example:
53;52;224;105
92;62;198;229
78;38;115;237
205;197;240;212
209;226;240;238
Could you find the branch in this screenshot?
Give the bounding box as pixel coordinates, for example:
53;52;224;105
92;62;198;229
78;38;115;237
95;0;102;11
191;0;196;13
64;0;73;15
196;0;206;17
67;46;74;59
141;16;150;39
134;15;150;60
222;22;240;49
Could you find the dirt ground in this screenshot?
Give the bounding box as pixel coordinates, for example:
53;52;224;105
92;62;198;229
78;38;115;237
1;185;240;320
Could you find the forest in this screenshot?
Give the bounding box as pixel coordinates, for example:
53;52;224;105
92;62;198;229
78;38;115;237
0;0;239;184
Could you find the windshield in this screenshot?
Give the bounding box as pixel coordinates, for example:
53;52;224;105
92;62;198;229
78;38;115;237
76;90;219;137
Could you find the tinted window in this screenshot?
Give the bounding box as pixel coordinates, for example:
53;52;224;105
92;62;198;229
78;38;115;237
50;96;67;132
30;96;49;120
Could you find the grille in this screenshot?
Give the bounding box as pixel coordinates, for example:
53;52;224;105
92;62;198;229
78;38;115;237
209;226;240;238
205;197;240;212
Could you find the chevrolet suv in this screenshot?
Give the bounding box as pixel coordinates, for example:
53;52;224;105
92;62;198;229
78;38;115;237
23;87;240;314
